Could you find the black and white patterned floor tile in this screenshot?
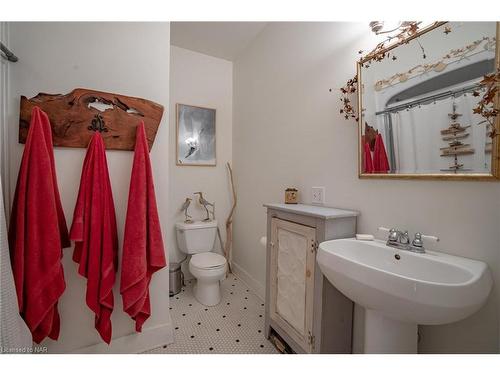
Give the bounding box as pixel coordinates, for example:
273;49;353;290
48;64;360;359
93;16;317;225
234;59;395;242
144;274;279;354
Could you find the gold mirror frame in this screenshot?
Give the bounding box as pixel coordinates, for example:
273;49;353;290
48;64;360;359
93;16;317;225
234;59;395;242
357;22;500;181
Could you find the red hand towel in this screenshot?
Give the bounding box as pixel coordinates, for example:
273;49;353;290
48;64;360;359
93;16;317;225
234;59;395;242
70;132;118;344
9;106;69;343
120;121;166;332
373;134;390;173
363;142;374;173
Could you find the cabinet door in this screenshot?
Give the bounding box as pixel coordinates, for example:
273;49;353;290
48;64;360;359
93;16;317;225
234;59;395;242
270;218;316;353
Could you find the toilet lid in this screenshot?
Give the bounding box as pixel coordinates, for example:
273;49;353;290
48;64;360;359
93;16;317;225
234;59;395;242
191;253;227;269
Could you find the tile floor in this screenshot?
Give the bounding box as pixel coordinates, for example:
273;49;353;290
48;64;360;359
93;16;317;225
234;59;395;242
145;274;279;354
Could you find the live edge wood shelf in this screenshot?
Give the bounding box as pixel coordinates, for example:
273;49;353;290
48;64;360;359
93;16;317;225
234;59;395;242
19;88;164;151
264;203;358;354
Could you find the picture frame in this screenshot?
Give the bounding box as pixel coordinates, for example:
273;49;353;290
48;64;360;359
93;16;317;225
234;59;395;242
176;103;216;166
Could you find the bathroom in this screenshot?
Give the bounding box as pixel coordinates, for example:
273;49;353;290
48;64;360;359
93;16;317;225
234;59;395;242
1;1;500;373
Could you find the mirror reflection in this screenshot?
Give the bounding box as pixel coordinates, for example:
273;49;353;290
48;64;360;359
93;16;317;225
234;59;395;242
359;22;498;176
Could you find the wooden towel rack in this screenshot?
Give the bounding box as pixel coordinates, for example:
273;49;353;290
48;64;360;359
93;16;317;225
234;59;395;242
19;88;164;151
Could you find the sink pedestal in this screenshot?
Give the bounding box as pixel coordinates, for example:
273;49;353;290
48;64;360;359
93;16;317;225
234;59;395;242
364;309;417;354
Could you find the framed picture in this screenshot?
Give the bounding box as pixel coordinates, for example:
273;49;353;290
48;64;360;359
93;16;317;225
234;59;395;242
176;103;216;166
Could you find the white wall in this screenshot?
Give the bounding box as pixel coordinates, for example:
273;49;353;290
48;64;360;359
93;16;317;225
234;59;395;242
233;22;500;353
7;22;173;353
168;46;233;277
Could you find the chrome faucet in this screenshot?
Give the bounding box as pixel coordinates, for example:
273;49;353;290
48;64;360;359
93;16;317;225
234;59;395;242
385;228;425;253
378;227;440;253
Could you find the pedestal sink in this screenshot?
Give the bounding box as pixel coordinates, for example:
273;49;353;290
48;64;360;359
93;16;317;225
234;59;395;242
317;238;492;354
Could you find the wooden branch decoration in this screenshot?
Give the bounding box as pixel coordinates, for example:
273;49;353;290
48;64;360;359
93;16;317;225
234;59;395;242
224;162;237;273
19;88;164;151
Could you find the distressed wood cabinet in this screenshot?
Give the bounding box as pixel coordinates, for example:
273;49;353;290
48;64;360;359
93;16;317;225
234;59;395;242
264;203;358;353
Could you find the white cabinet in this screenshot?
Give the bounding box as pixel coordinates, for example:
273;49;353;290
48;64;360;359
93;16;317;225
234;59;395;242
269;218;316;352
264;203;358;353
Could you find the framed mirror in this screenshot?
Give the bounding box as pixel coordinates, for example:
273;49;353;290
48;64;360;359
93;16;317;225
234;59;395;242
358;22;500;180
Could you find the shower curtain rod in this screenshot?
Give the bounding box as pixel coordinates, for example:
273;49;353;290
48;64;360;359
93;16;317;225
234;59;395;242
375;83;482;116
0;42;18;62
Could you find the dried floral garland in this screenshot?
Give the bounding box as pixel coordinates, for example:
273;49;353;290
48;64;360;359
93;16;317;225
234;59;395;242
339;21;425;123
359;22;423;67
374;36;496;91
473;70;500;138
339;75;358;120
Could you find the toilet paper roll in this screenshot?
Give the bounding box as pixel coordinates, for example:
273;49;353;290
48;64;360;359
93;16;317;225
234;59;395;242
259;236;267;248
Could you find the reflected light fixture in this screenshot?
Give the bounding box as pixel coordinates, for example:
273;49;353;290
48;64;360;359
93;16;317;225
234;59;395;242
369;21;413;35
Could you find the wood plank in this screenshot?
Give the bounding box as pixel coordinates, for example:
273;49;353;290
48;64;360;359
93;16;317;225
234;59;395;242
440;143;470;151
441;163;464;170
440;148;475;156
440;125;471;135
19;88;164;151
442;133;469;141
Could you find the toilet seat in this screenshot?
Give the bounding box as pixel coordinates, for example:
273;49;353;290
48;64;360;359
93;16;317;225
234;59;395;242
190;253;227;270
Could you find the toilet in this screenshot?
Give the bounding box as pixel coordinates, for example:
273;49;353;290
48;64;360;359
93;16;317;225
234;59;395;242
175;220;227;306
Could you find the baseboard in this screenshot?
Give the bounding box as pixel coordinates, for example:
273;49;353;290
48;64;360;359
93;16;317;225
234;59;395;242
231;261;265;300
71;321;174;354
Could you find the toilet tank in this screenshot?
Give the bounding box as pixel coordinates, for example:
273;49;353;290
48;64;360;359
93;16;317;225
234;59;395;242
176;220;218;255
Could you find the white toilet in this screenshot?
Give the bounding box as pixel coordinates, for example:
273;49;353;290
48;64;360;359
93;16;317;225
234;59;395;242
175;220;227;306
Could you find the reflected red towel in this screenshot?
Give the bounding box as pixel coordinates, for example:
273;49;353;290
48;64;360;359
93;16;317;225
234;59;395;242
9;106;69;343
373;134;390;173
120;121;166;332
70;132;118;344
363;142;374;173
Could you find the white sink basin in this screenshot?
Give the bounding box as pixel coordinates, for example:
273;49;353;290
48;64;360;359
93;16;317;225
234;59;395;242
317;238;492;353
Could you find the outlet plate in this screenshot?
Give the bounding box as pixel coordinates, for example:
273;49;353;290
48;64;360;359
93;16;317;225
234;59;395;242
311;187;325;205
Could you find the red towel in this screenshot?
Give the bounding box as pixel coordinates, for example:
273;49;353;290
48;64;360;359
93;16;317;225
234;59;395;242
363;142;374;173
373;134;390;173
70;132;118;344
9;106;69;343
120;121;166;332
